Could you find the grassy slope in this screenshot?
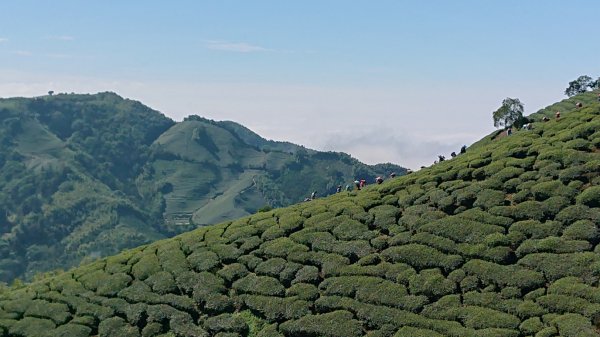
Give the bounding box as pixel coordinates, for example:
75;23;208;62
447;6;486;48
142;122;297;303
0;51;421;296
1;92;599;336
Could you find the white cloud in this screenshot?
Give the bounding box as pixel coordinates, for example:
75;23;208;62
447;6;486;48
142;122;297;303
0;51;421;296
12;50;32;56
46;53;72;59
205;40;270;53
46;35;74;41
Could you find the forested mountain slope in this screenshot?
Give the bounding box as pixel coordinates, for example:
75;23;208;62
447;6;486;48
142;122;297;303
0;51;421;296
0;91;599;336
0;92;404;282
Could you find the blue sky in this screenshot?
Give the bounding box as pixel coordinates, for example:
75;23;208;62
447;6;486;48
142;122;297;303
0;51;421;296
1;1;598;168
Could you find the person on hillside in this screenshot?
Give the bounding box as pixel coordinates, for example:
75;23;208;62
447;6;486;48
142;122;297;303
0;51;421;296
542;116;550;122
506;127;512;136
354;180;361;190
450;152;457;158
336;185;342;193
311;191;317;200
390;172;396;178
460;145;467;154
576;102;583;109
360;179;366;188
555;111;561;119
345;184;351;191
375;176;383;184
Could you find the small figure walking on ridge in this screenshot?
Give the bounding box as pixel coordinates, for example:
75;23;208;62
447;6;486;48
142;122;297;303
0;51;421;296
336;185;342;193
542;116;550;122
576;102;583;109
310;191;317;200
506;127;512;136
460;145;467;154
555;111;561;120
375;176;383;184
345;184;351;192
390;172;397;178
354;180;361;190
360;179;366;189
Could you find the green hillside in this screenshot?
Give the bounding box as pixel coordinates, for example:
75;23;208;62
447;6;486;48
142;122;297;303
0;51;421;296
1;91;599;336
0;93;405;282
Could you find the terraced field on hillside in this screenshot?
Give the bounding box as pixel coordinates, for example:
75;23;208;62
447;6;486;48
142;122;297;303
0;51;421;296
1;92;600;336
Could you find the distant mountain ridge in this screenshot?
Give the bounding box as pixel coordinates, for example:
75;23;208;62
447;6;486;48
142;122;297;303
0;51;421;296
0;92;406;281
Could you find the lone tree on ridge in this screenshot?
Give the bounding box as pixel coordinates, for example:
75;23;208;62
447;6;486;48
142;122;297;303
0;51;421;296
565;75;595;97
493;97;524;128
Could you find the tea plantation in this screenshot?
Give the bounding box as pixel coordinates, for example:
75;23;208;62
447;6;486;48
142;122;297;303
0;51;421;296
1;91;599;336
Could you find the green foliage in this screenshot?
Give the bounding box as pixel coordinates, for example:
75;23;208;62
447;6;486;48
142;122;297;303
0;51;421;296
232;274;285;296
188;250;221;272
516;237;591;257
463;260;545;291
23;300;70;325
98;317;140;337
518;252;600;282
242;295;310;322
286;283;319;301
474;189;506;210
204;313;248;334
531;180;576;201
565;75;595;97
493;97;524;128
577;186;600;207
279;311;363;337
409;269;456;300
394;326;444;337
381;244;463;272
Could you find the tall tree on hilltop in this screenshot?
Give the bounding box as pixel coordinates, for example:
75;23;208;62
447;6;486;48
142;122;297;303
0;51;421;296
591;77;600;90
565;75;594;97
493;97;524;128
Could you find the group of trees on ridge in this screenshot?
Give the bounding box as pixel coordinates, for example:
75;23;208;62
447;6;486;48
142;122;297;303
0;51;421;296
493;74;599;130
